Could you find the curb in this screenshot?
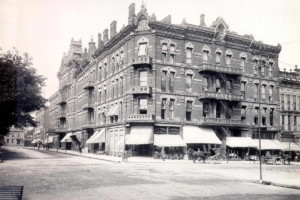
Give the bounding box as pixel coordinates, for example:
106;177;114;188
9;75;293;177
31;148;121;163
252;180;300;190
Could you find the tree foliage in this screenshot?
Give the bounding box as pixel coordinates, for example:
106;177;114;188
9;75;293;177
0;48;47;136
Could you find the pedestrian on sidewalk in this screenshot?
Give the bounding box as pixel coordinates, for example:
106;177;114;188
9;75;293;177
78;143;82;154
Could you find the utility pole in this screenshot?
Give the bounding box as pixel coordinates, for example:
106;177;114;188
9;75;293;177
258;55;263;182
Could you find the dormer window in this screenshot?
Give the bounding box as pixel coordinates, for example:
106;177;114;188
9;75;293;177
138;43;147;56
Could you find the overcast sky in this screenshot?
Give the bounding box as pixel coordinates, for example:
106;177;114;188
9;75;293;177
1;0;300;98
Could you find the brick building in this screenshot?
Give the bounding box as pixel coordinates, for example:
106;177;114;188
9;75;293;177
279;66;300;147
33;107;50;144
49;3;286;158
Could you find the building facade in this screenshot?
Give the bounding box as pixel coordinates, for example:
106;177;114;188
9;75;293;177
279;66;300;143
4;127;25;146
33;107;50;142
49;3;284;157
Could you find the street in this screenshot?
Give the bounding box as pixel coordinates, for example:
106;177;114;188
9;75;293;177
0;146;300;200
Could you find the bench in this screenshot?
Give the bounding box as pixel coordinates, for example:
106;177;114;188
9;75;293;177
0;186;23;200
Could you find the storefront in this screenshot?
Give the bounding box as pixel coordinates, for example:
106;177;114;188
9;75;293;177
252;139;286;155
125;126;153;156
226;137;256;159
86;129;106;153
60;133;73;150
183;126;221;153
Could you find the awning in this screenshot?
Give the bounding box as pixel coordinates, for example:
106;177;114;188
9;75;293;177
60;133;73;142
183;126;221;144
107;106;115;117
252;139;285;150
226;137;256;148
86;131;99;144
44;136;54;144
110;105;119;116
126;126;153;145
154;134;186;147
280;142;300;151
70;133;81;144
31;139;38;144
87;129;106;144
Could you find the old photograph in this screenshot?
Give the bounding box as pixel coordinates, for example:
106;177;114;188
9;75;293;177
0;0;300;199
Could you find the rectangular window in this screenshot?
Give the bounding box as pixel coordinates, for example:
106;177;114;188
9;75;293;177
186;101;192;121
288;115;291;130
287;95;290;110
138;43;147;56
269;64;273;77
104;90;106;102
216;103;221;118
216;52;221;64
203;51;208;63
254;107;259;125
282;115;285;130
203;77;208;91
270;109;274;126
203;103;209;117
262;108;267;126
281;94;285;109
169;72;175;93
226;55;232;65
161;71;167;92
241;82;246;99
261;84;266;100
162;52;167;63
99;67;102;80
99;92;102;103
7;139;9;143
294;116;297;131
104;63;107;79
293;95;296;110
253;60;258;76
226;80;232;93
11;139;14;143
161;99;166;119
162;43;168;51
170;54;175;64
186;74;192;92
139;71;148;86
241;57;246;68
241;106;246;120
139;99;147;114
186;48;192;64
170;44;175;53
169;99;175;119
254;84;259;101
269;86;273;102
120;77;123;95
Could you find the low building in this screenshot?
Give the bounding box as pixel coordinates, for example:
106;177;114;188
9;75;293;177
4;127;25;146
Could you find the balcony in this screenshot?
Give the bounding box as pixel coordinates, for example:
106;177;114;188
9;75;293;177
198;91;244;101
198;117;246;127
57;97;67;105
199;64;242;75
82;121;95;129
130;56;152;66
83;81;95;90
57;111;67;119
56;127;67;133
126;114;154;123
128;86;152;95
82;100;95;110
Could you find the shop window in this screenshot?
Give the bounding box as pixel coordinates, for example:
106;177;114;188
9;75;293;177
161;99;166;119
169;99;175;120
138;43;147;56
169;72;175;93
139;99;148;114
139;71;148;86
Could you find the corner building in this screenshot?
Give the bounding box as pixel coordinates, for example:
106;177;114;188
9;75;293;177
50;3;282;158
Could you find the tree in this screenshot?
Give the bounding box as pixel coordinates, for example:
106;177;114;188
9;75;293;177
0;48;47;136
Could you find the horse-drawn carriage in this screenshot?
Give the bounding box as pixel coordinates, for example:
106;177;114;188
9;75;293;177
187;148;226;163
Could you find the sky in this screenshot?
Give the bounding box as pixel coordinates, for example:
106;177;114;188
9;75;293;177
1;0;300;99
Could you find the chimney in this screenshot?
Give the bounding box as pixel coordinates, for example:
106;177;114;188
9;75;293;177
103;29;109;44
200;14;206;27
83;48;88;60
128;3;135;24
88;37;96;60
98;33;103;48
110;21;117;39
